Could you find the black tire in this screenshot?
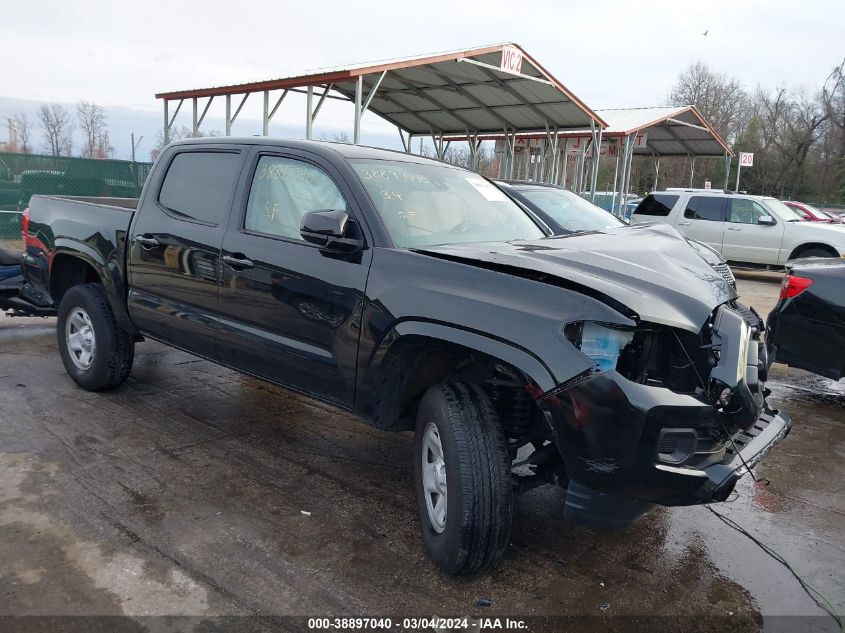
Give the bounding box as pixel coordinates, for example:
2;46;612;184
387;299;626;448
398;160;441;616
56;283;134;391
414;382;512;574
797;248;835;258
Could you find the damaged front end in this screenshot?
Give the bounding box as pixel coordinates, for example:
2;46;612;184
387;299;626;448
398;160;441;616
540;302;791;529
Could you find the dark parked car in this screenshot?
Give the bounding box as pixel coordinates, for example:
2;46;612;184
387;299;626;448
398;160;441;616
22;138;789;574
0;244;51;316
767;258;845;380
0;245;23;307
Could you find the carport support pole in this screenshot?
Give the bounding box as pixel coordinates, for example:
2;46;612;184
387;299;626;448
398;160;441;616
653;155;660;191
225;95;231;136
724;152;731;190
192;98;198;135
590;126;602;202
163;100;169;144
263;91;269;136
538;141;546;182
306;86;314;140
689;154;696;187
548;131;559;184
624;140;636;205
504;132;516;180
561;146;569;189
353;75;363;144
577;142;586;193
614;135;632;217
610;143;620;214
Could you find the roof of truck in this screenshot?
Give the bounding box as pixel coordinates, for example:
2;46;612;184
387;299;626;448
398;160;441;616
167;136;453;166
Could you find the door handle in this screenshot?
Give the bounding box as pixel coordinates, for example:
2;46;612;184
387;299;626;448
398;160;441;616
222;254;254;270
135;235;160;248
677;221;691;226
726;226;742;231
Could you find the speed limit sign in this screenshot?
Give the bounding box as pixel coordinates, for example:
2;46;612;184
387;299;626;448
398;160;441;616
740;152;754;167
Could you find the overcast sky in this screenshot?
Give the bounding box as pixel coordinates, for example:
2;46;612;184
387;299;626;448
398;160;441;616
3;0;843;139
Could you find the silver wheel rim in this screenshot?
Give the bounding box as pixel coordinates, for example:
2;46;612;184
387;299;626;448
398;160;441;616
422;422;447;533
65;307;96;370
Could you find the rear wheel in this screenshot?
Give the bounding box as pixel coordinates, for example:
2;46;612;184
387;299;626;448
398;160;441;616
57;283;134;391
414;382;512;574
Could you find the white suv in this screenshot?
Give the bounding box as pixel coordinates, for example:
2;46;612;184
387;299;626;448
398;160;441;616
632;190;845;266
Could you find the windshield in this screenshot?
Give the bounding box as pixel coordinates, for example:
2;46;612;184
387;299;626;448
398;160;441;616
518;187;624;233
801;203;828;218
764;198;804;221
351;160;545;247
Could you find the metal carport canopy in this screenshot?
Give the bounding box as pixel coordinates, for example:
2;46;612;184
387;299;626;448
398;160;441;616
442;105;731;157
440;105;733;209
154;43;607;143
572;105;732;157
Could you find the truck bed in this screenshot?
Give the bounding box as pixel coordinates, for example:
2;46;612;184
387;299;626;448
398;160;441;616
23;195;140;310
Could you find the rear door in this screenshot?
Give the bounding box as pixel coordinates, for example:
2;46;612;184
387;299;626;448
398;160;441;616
721;197;785;264
127;146;244;358
215;147;372;408
674;195;727;253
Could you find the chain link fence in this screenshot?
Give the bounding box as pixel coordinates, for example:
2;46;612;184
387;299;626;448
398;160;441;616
0;152;152;238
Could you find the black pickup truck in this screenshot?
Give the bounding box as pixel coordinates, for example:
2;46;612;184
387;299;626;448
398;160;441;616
22;138;790;574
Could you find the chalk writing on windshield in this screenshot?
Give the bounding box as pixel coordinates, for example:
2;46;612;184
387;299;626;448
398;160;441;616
357;168;430;185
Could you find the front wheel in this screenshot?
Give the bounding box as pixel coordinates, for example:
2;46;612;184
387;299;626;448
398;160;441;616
414;382;513;574
57;283;134;391
796;248;836;258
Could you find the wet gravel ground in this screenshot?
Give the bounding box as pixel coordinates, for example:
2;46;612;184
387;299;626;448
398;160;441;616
0;276;842;632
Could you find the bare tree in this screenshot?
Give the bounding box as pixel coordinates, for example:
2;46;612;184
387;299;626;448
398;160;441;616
77;101;112;158
150;126;221;160
667;61;750;143
820;58;845;200
12;112;33;153
38;103;74;156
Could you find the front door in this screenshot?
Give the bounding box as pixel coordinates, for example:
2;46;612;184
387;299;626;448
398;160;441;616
127;148;244;358
721;198;786;264
216;149;372;408
674;195;727;254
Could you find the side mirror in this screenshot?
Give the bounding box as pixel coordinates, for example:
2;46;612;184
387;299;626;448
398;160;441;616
300;209;362;252
757;215;776;226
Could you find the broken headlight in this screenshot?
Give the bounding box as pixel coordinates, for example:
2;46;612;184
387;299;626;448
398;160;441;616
565;321;634;373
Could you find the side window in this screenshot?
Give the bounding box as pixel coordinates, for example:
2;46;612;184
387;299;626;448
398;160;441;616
634;194;679;216
158;151;241;225
684;196;725;221
729;199;769;224
245;156;347;240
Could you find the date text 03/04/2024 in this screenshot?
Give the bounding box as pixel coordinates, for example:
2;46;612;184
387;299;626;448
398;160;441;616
306;617;529;630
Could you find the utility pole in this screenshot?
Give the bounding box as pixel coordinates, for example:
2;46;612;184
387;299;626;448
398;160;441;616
131;133;143;163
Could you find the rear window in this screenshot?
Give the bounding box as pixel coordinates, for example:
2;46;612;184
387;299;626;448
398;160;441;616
684;196;725;222
159;151;241;225
634;194;678;216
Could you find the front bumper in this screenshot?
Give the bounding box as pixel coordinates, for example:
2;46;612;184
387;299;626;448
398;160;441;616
539;368;791;529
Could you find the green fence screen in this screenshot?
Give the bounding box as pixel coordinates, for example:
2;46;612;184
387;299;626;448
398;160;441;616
0;151;152;238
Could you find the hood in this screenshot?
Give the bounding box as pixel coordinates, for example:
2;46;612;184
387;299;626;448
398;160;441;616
414;223;737;333
791;220;845;245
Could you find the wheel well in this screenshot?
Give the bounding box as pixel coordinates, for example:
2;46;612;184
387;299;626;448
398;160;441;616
50;255;100;305
789;243;838;259
369;337;543;439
